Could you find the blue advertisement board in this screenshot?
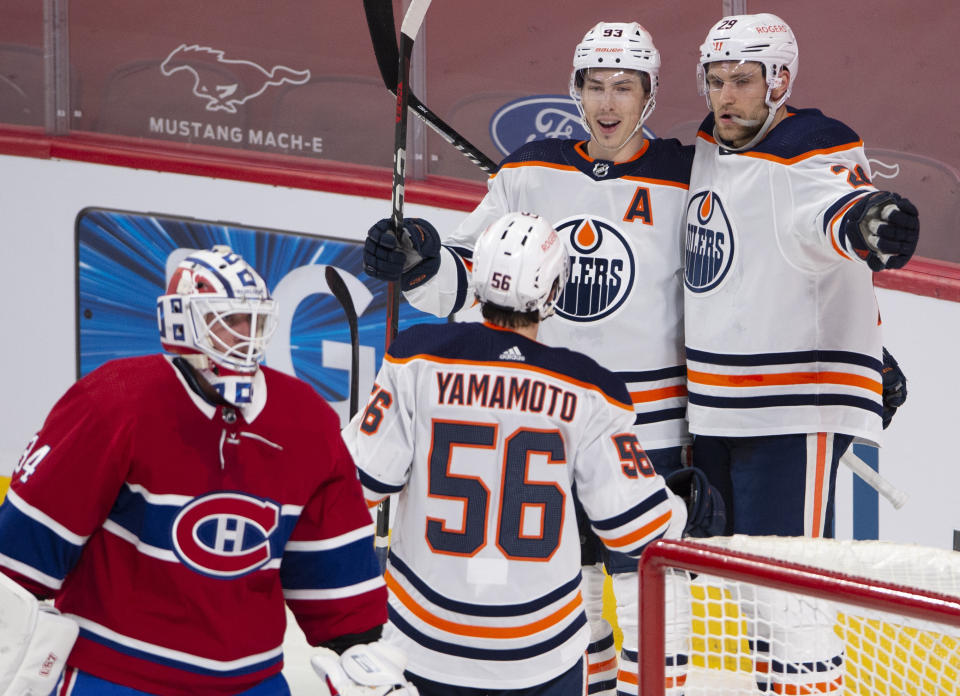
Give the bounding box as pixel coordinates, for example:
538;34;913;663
75;208;444;424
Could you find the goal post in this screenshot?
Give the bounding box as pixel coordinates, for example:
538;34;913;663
639;537;960;695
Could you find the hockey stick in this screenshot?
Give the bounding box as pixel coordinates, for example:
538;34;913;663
840;449;908;510
366;0;435;573
362;0;498;173
324;266;359;420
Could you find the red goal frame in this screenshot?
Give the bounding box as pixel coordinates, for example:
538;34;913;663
638;539;960;696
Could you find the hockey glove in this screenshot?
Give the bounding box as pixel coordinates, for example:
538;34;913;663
311;642;419;695
364;218;441;291
881;347;907;429
665;467;727;538
845;191;919;271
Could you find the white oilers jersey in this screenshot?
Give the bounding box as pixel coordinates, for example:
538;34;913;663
405;138;694;449
343;321;683;689
684;108;884;443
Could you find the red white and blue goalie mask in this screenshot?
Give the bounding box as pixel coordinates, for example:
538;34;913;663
157;246;278;380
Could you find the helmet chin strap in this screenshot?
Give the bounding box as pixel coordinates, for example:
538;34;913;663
584;115;646;160
713;85;782;152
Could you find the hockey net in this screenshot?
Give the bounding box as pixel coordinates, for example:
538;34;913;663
638;536;960;696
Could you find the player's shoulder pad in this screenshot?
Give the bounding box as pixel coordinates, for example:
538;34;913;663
389;322;633;409
499;138;572;168
751;107;863;160
386;321;447;360
637;138;695;184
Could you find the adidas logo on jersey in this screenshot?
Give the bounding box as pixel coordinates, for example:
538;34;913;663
499;345;525;362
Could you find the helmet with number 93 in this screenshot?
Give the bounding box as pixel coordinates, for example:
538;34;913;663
471;212;569;320
569;21;661;131
697;13;798;111
157;245;278;374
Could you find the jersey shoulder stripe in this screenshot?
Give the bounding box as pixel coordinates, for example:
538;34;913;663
698;108;864;163
387;322;632;408
497;137;692;188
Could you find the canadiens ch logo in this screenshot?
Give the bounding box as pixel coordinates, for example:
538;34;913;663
554;216;635;323
684;190;735;294
172;492;280;577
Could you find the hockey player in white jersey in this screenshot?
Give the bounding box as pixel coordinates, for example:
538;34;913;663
346;212;689;695
363;22;693;694
685;14;919;694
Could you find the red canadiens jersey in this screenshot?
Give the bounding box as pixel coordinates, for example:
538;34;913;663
0;355;386;695
343;322;683;689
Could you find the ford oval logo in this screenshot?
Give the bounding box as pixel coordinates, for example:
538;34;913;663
489;95;589;156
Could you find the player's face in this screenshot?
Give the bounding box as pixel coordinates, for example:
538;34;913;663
580;68;648;160
207;311;259;350
705;61;770;147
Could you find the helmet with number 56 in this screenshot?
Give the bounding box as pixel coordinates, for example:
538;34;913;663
471;212;569;320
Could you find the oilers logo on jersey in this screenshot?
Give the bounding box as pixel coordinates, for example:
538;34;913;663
172;492;281;577
554;216;635;323
684;190;735;294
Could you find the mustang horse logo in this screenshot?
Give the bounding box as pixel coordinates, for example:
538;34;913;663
160;44;311;113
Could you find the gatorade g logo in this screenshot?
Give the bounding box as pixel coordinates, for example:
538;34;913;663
554;216;635;323
684;191;735;294
172;492;280;577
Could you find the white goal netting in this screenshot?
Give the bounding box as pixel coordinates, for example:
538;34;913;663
640;536;960;696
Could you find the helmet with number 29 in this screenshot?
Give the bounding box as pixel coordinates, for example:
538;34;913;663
157;245;278;374
697;13;798;111
471;212;569;320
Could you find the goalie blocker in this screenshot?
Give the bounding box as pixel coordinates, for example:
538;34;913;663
0;572;78;695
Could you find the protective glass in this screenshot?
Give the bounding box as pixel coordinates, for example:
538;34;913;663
703;64;766;95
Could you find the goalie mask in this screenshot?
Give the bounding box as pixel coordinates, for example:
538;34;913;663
569;22;661;142
157;245;278;382
697;13;798;150
471;212;569;320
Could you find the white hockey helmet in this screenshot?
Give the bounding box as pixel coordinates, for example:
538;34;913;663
157;245;278;373
569;22;661;130
471;212;569;320
697;13;798;111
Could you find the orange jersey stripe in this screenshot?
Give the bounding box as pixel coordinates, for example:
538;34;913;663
812;433;827;539
630;385;688;404
588;656;618;675
697;129;863;166
827;197;863;260
617;669;638;685
600;510;672;549
687;369;881;395
772;677;843;694
384;569;583;639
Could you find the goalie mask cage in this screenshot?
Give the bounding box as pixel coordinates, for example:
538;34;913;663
639;537;960;696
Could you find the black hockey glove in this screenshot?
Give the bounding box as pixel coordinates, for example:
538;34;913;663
364;217;441;291
845;191;919;271
665;467;727;538
881;347;907;429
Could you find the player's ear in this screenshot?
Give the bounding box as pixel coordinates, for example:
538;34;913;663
771;68;790;100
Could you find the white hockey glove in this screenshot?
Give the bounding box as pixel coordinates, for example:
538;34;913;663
311;642;419;696
0;573;78;696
